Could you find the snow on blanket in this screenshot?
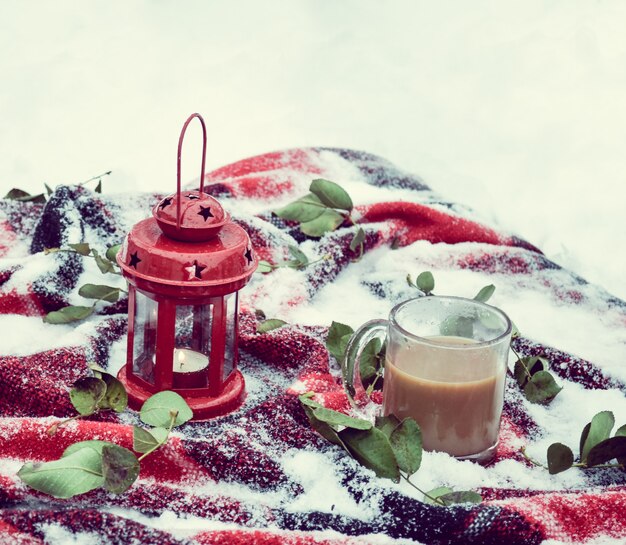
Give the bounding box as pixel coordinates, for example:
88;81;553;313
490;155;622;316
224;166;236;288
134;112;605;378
1;148;625;545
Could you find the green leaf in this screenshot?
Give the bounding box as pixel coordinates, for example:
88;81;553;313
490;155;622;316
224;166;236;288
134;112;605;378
586;437;626;467
350;227;365;252
69;243;91;256
514;358;530;388
478;310;502;330
474;284;495;303
43;305;94;324
62;440;111;458
45;183;54;196
390;237;401;250
101;444;139;494
98;374;128;412
437;491;483;506
299;208;344;237
406;274;416;288
579;422;591;463
299;393;324;409
310;178;353;211
288;245;309;267
360;337;383;382
389;418;422;475
615;424;626;438
301;404;347;448
4;188;46;203
416;271;435;294
4;188;29;199
105;244;121;262
529;356;549;375
300;395;372;430
308;407;372;430
424;486;454;505
18;447;104;498
133;426;169;454
256;319;287;333
94;179;102;194
257;261;274;274
140;391;193;428
581;411;615;463
340;427;400;481
70;377;107;416
515;357;548;388
523;371;562;404
440;316;473;338
78;284;121;303
91;249;116;274
326;321;354;362
275;193;326;222
88;363;108;378
547;443;574;474
375;415;401;438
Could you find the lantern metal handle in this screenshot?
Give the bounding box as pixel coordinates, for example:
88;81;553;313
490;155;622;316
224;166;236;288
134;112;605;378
176;113;207;229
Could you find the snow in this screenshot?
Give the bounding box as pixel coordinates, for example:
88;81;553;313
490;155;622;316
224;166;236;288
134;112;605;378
2;3;626;544
0;1;625;301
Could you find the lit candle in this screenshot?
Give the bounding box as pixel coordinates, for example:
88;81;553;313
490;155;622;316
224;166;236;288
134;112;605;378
172;348;208;389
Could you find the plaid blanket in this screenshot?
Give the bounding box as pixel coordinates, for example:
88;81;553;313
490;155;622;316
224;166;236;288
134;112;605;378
1;148;625;545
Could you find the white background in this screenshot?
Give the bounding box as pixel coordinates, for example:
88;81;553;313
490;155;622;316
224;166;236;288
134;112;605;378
1;0;624;299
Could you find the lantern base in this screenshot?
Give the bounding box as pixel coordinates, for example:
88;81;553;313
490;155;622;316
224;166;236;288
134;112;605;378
117;366;246;420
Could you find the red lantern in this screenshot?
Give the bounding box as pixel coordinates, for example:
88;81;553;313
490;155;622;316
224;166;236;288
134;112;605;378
116;113;257;419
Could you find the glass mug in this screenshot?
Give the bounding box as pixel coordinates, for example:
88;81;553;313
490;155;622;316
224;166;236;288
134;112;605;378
342;296;512;464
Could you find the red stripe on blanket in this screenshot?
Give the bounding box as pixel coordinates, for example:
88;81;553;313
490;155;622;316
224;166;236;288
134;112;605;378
193;529;367;545
0;287;47;316
210;174;296;199
359;202;512;247
497;489;626;542
208;149;323;182
0;419;211;484
0;220;18;258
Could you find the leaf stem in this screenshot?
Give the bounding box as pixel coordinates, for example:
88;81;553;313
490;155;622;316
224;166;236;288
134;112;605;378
47;414;84;436
137;412;177;462
365;371;383;396
519;446;548;469
510;345;532;381
401;474;447;506
573;462;625;470
46;249;122;274
78;171;112;186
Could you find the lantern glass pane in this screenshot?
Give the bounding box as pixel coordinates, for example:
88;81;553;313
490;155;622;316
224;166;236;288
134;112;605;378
223;292;239;381
132;291;158;385
172;304;212;388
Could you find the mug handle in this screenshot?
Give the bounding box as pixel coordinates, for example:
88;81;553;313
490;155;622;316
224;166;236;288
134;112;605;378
341;319;388;408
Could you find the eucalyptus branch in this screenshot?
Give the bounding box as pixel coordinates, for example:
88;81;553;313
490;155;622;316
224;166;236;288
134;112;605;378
401;474;447;506
77;170;112;187
18;369;193;499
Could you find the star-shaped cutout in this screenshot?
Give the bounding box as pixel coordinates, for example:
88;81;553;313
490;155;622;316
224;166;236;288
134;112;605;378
184;260;206;280
186;193;200;200
129;251;141;269
244;248;253;265
197;205;214;221
158;197;173;210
